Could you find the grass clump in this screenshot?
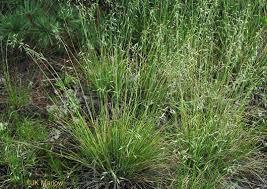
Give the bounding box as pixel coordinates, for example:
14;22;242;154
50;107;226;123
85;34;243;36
52;92;168;188
0;0;266;188
172;97;259;188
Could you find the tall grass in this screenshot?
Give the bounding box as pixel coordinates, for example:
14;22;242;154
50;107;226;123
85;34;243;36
2;0;266;188
64;111;166;188
75;1;266;188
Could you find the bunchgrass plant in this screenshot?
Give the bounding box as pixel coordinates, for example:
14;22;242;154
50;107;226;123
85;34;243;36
1;0;266;188
64;111;166;188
